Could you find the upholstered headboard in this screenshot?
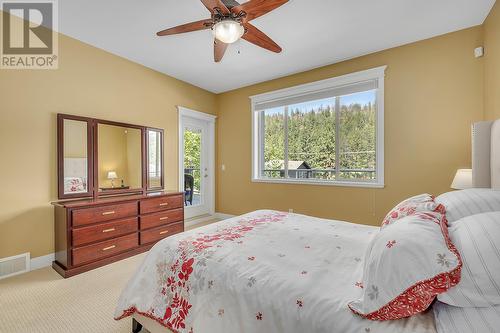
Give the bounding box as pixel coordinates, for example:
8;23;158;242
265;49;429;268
472;119;500;189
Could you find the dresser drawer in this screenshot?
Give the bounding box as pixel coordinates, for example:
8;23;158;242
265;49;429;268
140;222;183;245
140;195;183;214
72;217;138;247
72;202;138;227
140;208;183;230
72;233;138;266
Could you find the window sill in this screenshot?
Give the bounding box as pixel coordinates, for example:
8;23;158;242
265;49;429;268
251;178;385;189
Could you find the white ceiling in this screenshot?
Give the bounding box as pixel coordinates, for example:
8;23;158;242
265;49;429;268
57;0;495;93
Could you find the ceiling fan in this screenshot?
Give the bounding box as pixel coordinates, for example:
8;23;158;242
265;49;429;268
156;0;289;62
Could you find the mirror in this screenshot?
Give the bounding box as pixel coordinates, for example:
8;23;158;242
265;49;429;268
60;117;92;197
97;124;143;192
57;114;165;199
147;129;163;190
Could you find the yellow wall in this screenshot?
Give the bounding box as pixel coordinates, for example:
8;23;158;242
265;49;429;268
0;15;217;259
485;1;500;120
216;27;485;226
0;11;496;261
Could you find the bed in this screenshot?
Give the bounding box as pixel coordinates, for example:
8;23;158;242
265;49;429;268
115;210;436;333
115;119;500;333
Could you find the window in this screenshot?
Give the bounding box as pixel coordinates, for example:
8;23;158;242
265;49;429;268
251;66;386;187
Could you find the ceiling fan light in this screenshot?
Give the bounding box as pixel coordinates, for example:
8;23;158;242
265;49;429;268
213;20;244;44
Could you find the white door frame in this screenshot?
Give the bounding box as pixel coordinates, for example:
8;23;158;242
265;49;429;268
178;106;216;218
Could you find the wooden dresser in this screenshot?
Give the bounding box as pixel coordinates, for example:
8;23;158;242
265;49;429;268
52;191;184;278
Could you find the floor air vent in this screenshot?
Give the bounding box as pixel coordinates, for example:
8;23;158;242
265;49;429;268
0;253;30;280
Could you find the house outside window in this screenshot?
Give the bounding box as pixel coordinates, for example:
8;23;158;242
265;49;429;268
251;66;386;188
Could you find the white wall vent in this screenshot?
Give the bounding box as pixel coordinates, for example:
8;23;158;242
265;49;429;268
0;253;30;280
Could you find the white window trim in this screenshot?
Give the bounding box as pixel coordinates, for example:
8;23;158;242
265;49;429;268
250;66;386;188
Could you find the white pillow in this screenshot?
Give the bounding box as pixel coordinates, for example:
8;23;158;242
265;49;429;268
433;301;500;333
348;212;462;320
437;212;500;307
436;189;500;224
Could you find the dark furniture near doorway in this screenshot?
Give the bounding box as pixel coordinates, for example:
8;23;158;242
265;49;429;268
184;174;194;205
99;186;131;191
52;192;184;278
53;114;183;278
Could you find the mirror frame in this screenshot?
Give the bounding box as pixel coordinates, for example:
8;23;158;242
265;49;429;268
57;114;164;200
57;114;95;199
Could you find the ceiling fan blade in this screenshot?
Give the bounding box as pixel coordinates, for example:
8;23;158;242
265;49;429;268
200;0;230;14
214;39;228;62
157;19;213;36
242;23;282;53
232;0;288;22
221;0;240;9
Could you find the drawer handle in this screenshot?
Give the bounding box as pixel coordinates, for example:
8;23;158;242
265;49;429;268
159;202;169;207
102;228;116;233
102;245;116;251
102;211;115;216
159;217;169;221
159;230;169;235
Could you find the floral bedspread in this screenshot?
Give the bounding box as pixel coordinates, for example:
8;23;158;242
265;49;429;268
114;210;436;333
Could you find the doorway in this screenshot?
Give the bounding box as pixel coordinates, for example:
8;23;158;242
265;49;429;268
178;107;216;219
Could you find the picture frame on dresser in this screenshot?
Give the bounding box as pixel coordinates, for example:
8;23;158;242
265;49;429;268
53;114;183;278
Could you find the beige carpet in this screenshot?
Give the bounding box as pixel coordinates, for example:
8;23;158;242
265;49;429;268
0;219;220;333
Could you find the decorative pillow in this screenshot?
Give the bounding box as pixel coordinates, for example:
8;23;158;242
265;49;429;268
433;301;500;333
436;189;500;224
437;212;500;307
348;212;462;320
381;194;443;228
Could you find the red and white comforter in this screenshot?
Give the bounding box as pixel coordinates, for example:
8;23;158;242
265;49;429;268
115;210;436;333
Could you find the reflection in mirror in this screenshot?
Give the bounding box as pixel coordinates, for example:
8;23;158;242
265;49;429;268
98;124;142;192
147;129;162;189
63;119;88;195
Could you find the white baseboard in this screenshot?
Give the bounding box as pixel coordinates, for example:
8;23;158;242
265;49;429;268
214;212;236;220
30;253;54;271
